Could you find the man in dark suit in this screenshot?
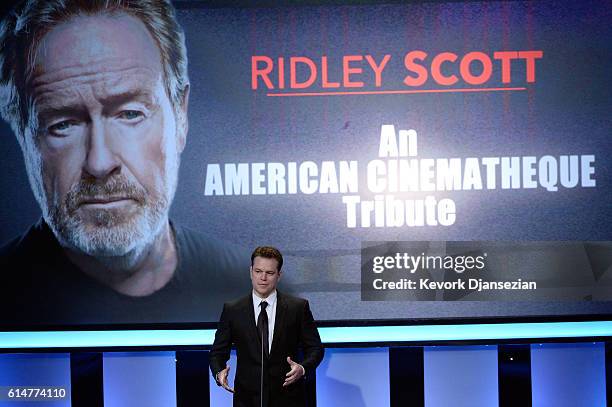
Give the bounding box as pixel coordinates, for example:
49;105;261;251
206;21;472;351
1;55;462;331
210;246;324;407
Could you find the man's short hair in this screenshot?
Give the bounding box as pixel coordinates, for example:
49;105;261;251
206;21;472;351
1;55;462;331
0;0;189;139
251;246;283;272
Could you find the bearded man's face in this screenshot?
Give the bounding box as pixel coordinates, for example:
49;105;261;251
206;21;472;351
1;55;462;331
24;13;186;257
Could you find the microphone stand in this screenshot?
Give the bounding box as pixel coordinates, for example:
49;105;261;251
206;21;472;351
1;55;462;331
260;330;264;407
260;308;265;407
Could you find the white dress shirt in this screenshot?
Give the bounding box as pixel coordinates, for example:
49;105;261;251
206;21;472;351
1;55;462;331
252;290;277;354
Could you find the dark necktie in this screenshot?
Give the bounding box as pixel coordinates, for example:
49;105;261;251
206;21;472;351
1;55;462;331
257;301;269;358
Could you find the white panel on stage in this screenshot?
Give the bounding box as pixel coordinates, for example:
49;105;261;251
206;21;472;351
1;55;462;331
316;347;390;407
0;353;71;407
209;350;237;406
531;342;606;407
424;345;499;407
103;351;176;407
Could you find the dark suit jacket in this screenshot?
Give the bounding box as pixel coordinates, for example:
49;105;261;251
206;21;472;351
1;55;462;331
209;291;324;407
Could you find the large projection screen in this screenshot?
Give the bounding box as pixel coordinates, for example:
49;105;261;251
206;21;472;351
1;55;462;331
0;0;610;327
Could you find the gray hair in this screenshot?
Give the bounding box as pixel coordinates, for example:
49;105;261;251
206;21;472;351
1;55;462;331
0;0;189;139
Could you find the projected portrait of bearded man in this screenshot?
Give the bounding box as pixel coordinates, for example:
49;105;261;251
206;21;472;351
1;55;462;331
0;0;249;325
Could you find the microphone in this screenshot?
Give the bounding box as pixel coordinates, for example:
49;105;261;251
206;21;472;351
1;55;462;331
258;300;270;407
258;301;267;407
260;323;264;407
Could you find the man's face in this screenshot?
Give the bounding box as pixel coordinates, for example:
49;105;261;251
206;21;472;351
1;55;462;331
250;257;282;298
25;13;187;258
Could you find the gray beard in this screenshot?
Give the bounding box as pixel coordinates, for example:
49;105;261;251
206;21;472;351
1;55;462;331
48;199;168;270
22;125;181;271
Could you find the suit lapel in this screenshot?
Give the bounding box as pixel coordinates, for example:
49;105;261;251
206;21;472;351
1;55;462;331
241;294;261;349
270;291;287;358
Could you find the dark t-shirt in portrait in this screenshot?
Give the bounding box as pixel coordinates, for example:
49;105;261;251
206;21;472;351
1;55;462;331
0;220;251;326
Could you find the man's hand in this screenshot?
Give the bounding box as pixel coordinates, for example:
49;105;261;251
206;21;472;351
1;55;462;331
283;357;305;387
217;365;234;393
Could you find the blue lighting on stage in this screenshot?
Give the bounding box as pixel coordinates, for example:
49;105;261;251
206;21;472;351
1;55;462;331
1;321;610;349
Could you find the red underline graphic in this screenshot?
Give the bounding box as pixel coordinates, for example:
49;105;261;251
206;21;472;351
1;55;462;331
266;87;527;97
